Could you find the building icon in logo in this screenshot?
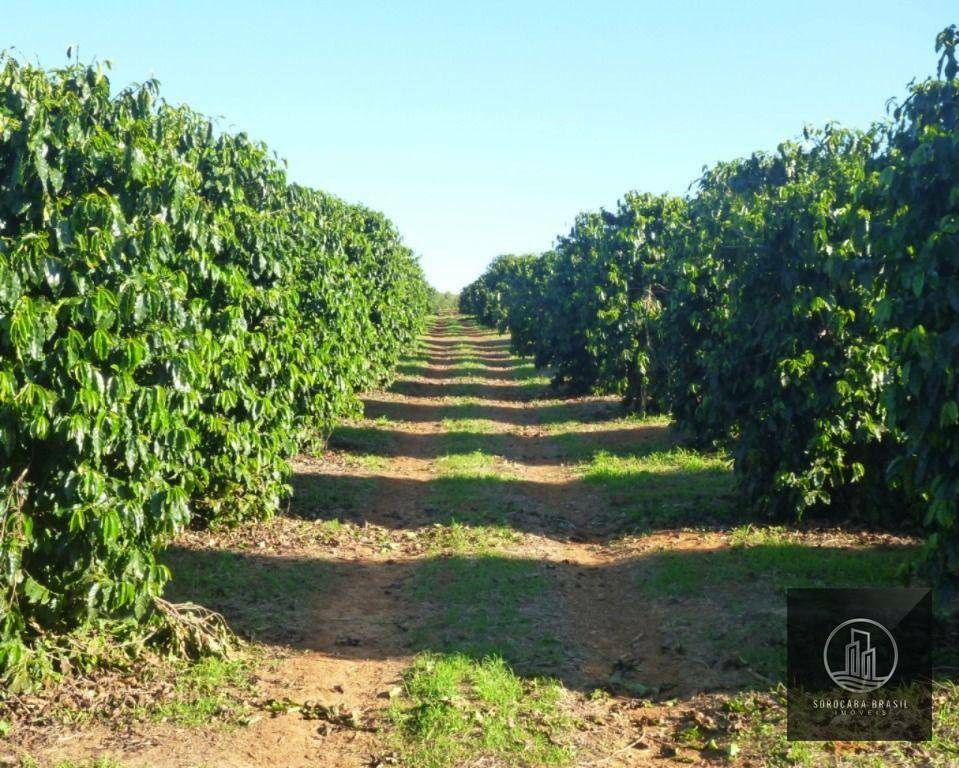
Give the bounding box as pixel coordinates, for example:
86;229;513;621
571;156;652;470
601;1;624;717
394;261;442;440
840;629;877;686
823;618;898;693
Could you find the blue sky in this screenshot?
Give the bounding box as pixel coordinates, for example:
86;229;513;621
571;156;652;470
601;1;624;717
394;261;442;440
4;2;955;290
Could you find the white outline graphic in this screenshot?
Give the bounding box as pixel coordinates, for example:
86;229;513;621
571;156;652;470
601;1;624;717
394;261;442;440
823;618;898;693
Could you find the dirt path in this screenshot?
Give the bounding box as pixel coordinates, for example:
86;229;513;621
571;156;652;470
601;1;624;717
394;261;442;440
8;314;939;768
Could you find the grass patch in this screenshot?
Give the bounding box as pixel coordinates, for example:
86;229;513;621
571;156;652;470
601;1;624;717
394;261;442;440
291;473;377;517
549;420;673;462
581;448;733;527
638;540;916;600
441;417;498;434
397;352;431;369
426;450;528;547
528;400;623;426
389;653;572;768
431;397;489;421
329;423;398;455
443;361;538;379
439;417;675;465
636;536;917;680
435;451;514;479
438;423;503;456
390;379;546;399
139;656;253;727
50;654;256;734
428;452;530;532
539;412;666;435
728;523;794;547
395;361;433;376
511;363;548;381
163;548;331;641
419;520;518;553
408;554;562;670
718;681;959;766
346;453;391;471
449;363;485;376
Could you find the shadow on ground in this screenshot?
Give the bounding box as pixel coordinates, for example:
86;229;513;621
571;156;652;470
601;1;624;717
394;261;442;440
329;423;674;466
387;378;548;401
394;362;541;380
287;464;735;540
361;396;623;425
163;544;947;698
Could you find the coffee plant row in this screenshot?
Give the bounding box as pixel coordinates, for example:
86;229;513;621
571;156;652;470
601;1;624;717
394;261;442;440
0;57;429;674
461;27;959;586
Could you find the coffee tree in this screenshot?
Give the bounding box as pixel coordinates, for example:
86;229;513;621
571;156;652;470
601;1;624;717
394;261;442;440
877;25;959;582
461;29;959;585
0;56;428;674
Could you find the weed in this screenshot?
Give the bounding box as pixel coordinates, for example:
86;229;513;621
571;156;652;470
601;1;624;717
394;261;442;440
581;448;733;526
389;653;572;768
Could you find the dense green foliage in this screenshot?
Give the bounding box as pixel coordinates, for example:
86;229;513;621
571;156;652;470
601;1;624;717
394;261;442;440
459;254;526;330
666;130;901;520
460;29;959;584
460;199;683;410
427;288;459;313
0;56;427;672
876;26;959;583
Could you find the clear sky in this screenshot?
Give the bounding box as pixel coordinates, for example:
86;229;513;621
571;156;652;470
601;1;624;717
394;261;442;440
4;2;955;291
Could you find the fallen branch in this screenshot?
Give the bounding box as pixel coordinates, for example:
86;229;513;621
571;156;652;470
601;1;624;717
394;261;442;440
152;597;238;658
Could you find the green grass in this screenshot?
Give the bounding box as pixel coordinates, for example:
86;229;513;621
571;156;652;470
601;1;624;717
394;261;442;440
327;422;399;469
291;472;377;516
396;362;550;384
717;690;819;766
390;379;546;399
329;423;398;454
163;548;331;641
580;448;733;527
57;762;126;768
719;681;959;766
636;535;918;680
419;426;527;548
347;453;391;471
537;411;665;435
438;417;676;467
389;653;572;768
430;361;543;380
395;361;436;376
727;523;794;547
395;353;432;372
528;400;622;426
50;654;255;734
139;656;253;727
435;450;513;478
548;419;673;461
407;554;563;671
638;539;916;600
432;397;488;420
419;519;519;553
441;417;498;434
426;452;531;535
439;419;502;455
446;359;487;372
511;363;548;381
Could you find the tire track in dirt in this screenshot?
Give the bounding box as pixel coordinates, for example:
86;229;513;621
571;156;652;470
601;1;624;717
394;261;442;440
376;316;702;764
